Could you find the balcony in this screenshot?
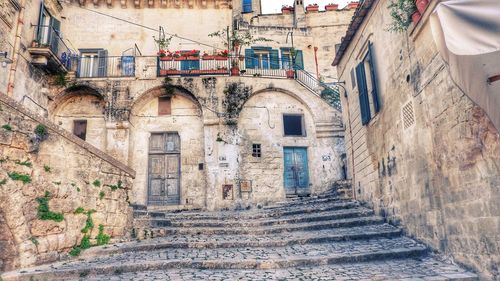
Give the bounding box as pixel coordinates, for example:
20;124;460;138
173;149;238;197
28;25;73;73
74;56;135;78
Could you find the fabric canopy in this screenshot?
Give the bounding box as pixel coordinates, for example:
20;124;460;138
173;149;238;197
430;0;500;130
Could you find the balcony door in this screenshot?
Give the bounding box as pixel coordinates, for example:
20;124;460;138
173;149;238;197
148;132;181;206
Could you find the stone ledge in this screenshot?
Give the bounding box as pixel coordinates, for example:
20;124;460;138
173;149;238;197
0;93;136;178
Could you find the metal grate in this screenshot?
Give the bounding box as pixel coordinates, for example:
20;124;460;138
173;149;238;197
402;101;415;129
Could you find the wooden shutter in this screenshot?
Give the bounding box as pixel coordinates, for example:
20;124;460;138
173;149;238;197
367;42;380;113
36;1;45;42
158;96;172;115
294;50;304;70
356;62;371;125
73;120;87;141
270;49;280;69
245;48;255;69
97;49;108;77
49;17;61;55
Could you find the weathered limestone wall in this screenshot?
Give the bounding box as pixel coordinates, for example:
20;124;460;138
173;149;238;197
0;93;135;272
336;1;500;279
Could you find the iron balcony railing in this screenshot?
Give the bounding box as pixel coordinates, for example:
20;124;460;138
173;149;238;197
295;69;342;111
74;56;136;78
32;25;73;70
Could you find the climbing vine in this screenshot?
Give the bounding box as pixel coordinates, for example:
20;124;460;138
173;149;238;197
36;191;64;222
222;82;252;126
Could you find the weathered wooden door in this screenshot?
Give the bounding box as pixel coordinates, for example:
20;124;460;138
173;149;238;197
283;147;310;196
148;133;181;205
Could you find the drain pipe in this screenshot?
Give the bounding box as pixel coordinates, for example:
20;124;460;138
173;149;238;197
7;0;26;97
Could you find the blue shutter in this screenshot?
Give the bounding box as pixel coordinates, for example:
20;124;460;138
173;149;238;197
97;49;108;77
356;62;371;125
49;17;61;56
367;42;380;113
270;49;280;69
281;48;291;69
294;50;304;70
36;1;45;43
245;48;255;69
242;0;252;13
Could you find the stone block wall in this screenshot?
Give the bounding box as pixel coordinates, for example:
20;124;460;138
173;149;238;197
0;93;135;272
336;1;500;279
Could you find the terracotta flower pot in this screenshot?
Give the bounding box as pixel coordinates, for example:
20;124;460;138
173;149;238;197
230;67;240;76
411;10;421;24
286;69;295;79
306;6;319;12
416;0;429;14
347;2;359;9
325;4;339;11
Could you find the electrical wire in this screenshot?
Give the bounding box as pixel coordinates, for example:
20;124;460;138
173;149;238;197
77;6;226;51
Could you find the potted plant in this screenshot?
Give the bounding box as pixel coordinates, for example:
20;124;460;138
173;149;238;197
347;1;359;9
416;0;429;13
154;35;173;57
230;60;240;76
306;4;319;12
281;5;294;14
386;0;417;32
325;3;339;11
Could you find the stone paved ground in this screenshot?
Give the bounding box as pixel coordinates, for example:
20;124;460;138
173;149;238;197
1;195;478;281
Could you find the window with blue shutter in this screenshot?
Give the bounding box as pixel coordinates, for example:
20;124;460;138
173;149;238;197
97;49;108;77
245;49;255;69
366;42;380;113
270;49;280;69
242;0;252;13
294;50;304;70
356;62;371;126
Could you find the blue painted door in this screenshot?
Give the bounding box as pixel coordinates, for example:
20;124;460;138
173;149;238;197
283;147;310;196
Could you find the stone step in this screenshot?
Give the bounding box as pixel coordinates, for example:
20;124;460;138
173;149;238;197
53;258;479;281
83;224;402;257
134;207;373;228
2;237;430;280
134;200;360;221
134;216;385;236
263;193;347;209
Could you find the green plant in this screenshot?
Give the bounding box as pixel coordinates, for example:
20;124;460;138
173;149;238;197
30;237;39;246
387;0;417;32
96;225;111;246
43;165;51;173
74;207;85;214
92;180;101;187
99;191;105;200
208;28;272;58
79;271;89;278
80;235;92;250
107;180;123;191
0;157;7;163
34;124;48;139
222;82;252;125
53;181;61;185
69;246;81;256
2;124;12;131
36;191;64;222
0;179;6;185
81;210;95;234
77;187;81;192
8;172;31;184
154;35;173;50
15;160;32;167
54;72;67;87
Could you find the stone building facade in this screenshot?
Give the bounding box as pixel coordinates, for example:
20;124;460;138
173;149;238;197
1;0;353;212
333;1;500;279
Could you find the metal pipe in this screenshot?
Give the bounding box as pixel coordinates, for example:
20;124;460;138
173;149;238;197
7;0;26;97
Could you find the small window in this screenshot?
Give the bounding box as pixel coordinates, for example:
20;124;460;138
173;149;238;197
158;96;172;116
73;120;87;141
283;114;305;136
252;144;261;158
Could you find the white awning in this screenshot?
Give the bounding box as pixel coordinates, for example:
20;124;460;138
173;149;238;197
430;0;500;130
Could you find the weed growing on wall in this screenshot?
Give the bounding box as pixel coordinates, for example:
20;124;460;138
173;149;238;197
43;165;51;173
99;191;105;200
81;210;95;234
96;225;111;246
222;82;252;125
30;237;39;246
92;180;101;187
15;160;32;168
36;191;64;222
106;181;123;191
2;124;12;131
8;172;32;184
71;209;109;256
0;179;7;185
74;207;85;214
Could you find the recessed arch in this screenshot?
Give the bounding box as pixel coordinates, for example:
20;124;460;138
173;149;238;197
49;84;105;118
130;85;203;116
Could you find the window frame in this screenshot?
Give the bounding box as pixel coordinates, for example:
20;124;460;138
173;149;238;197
252;144;262;158
356;41;380;126
158;96;172;116
283;114;306;137
73;119;87;141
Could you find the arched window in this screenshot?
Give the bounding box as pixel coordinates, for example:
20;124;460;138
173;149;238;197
242;0;252;13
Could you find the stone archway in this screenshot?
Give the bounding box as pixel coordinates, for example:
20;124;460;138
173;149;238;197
128;86;206;208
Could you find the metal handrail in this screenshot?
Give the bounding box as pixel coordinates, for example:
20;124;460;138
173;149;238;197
32;25;74;70
295;68;342;111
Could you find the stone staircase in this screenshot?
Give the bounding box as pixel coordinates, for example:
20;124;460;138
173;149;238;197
2;192;478;281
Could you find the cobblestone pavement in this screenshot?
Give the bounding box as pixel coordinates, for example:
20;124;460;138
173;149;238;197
63;258;477;281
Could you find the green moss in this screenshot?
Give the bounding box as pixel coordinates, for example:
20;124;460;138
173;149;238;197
30;237;39;246
77;187;81;192
80;235;91;250
92;180;101;187
43;165;51;173
74;207;85;214
69;246;81;256
36;191;64;222
8;172;31;184
0;179;6;186
106;180;123;191
96;225;111;246
99;191;105;200
2;124;12;131
34;124;48;139
15;160;32;168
